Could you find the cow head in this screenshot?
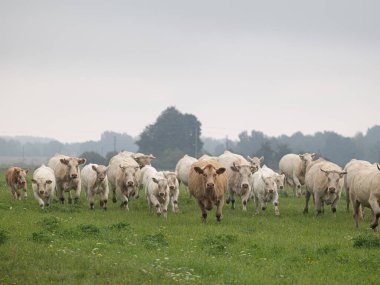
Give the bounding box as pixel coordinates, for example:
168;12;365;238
320;168;347;194
92;164;108;183
32;178;53;197
163;171;178;193
274;173;286;190
261;175;277;195
299;153;315;172
231;162;252;192
15;168;28;185
119;165;139;197
60;157;86;180
194;164;226;191
247;156;264;173
133;153;156;168
152;177;169;198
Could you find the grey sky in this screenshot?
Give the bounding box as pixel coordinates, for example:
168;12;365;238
1;0;379;142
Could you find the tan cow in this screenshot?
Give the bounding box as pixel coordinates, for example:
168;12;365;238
188;160;227;222
350;164;380;230
279;153;315;197
5;167;29;200
304;160;346;216
48;154;86;204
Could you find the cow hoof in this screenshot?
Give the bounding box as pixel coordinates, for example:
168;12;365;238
60;198;65;204
112;197;117;203
303;208;308;214
216;215;222;222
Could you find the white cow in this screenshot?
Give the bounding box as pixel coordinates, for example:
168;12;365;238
162;171;180;213
81;164;109;210
251;168;280;215
175;154;197;190
107;152;141;210
218;151;253;211
350;164;380;230
47;154;86;204
279;153;315;197
304;160;346;216
31;165;56;209
145;171;170;218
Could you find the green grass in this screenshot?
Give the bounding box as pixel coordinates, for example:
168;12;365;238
0;173;379;284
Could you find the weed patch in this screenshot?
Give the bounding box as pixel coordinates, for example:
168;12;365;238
39;216;61;232
30;231;52;243
353;234;380;248
79;224;100;234
109;222;131;231
0;228;8;245
142;233;169;249
201;234;237;255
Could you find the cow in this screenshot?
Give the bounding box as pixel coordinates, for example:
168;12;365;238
31;165;56;209
304;160;346;216
107;152;140;210
146;171;170;218
350;164;380;230
251;168;280;216
162;171;180;213
188;159;227;222
279;153;316;197
81;164;109;210
5;166;29;200
261;165;286;192
175;154;197;191
218;151;253;211
343;159;374;212
47;154;86;204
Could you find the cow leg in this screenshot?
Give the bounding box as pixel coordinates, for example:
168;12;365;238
74;183;81;204
292;173;302;198
241;191;250;212
33;192;45;209
100;190;108;210
163;196;169;219
353;200;361;229
229;190;236;210
172;192;179;213
368;194;380;230
68;191;73;204
346;186;350;212
88;189;95;210
56;185;64;204
197;200;207;222
23;185;28;199
331;195;340;217
273;192;280;216
303;191;311;214
216;198;224;221
112;185;117;203
14;186;21;200
254;194;260;214
315;194;323;216
261;199;267;212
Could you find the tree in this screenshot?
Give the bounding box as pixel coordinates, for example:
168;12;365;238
136;107;203;168
80;151;107;165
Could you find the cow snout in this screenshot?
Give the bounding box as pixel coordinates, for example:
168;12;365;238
279;186;284;190
127;181;134;186
206;183;214;189
269;189;274;193
169;186;175;190
242;183;249;189
159;192;165;197
39;190;44;195
328;187;336;193
71;174;78;179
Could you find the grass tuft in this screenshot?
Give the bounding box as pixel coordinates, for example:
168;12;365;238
201;234;237;255
78;224;100;234
353;234;380;248
142;233;169;249
0;228;8;245
30;231;52;243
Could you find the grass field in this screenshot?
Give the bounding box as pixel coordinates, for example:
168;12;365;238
0;172;379;285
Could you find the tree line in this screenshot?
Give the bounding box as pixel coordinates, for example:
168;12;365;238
1;106;379;170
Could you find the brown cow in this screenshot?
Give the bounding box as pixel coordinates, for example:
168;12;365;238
188;160;227;222
5;167;29;200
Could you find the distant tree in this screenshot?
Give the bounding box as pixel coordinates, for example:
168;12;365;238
136;107;203;159
80;151;107;165
105;151;118;164
152;148;185;170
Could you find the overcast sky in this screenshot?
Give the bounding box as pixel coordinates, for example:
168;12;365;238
1;0;379;142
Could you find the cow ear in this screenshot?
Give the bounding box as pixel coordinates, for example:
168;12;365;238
339;171;347;178
46;180;53;184
25;169;29;174
246;156;253;163
320;168;328;175
231;163;239;172
149;154;156;159
78;158;86;165
60;158;69;165
299;154;304;160
194;167;204;174
92;165;98;172
259;156;264;163
311;153;316;159
152;177;159;184
31;179;37;184
216;167;226;175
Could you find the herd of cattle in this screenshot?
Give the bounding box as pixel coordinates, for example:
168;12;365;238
3;150;380;229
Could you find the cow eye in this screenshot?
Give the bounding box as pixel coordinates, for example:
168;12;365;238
336;179;339;183
213;174;217;177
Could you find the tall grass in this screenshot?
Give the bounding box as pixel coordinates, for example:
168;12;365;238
0;172;379;284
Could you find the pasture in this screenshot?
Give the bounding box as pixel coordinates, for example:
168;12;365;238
0;172;379;285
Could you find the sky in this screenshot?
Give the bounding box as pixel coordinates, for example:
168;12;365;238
1;0;379;143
